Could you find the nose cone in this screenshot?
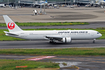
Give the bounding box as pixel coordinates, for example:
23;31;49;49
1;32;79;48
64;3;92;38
96;32;102;38
100;33;102;37
98;33;102;38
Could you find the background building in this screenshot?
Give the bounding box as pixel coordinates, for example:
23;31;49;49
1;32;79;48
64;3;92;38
1;0;104;6
0;0;88;4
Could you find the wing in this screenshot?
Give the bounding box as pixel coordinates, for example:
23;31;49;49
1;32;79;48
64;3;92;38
45;35;63;41
45;35;72;43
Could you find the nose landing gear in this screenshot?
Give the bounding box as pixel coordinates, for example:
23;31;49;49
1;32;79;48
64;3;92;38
93;39;96;43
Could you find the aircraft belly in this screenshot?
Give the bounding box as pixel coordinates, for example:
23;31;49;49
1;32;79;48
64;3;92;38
25;35;45;40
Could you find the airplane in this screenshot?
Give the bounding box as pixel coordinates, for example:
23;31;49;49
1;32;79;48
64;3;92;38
3;15;102;43
33;0;48;8
0;4;5;7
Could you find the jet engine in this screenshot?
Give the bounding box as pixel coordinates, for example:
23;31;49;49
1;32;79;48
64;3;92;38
62;37;71;43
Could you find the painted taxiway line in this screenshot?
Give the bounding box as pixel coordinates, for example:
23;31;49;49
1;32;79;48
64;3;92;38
23;56;56;61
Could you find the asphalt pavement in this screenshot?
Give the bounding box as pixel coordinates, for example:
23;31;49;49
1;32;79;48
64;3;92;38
0;7;105;22
0;40;104;49
0;55;105;70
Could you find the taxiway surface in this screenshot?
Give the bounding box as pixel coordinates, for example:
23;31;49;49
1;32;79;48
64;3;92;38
0;40;105;49
0;55;105;70
0;7;105;22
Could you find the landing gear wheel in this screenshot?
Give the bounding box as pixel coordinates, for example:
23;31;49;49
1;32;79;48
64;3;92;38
49;39;55;43
93;39;96;43
49;41;54;43
49;40;56;44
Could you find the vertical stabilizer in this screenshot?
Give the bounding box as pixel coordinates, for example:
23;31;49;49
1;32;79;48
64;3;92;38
3;15;22;32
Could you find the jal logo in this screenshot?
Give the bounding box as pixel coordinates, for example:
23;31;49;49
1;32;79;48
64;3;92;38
8;22;15;30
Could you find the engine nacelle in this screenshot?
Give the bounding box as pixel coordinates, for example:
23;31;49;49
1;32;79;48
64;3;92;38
62;37;71;43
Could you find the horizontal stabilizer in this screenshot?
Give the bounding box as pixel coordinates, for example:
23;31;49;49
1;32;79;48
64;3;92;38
4;31;18;36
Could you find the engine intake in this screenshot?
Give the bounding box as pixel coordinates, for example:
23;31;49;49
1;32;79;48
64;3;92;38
62;37;71;43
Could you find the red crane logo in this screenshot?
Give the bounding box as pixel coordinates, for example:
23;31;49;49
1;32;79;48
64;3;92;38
8;22;15;30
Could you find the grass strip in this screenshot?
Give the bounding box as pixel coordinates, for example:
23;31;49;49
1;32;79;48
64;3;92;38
0;28;105;41
31;68;59;70
0;48;105;56
0;59;59;70
0;22;88;27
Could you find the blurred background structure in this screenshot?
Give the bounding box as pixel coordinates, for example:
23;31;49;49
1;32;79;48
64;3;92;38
0;0;105;7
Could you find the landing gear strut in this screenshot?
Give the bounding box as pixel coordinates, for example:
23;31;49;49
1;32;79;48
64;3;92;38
49;38;55;43
93;39;96;43
49;40;54;43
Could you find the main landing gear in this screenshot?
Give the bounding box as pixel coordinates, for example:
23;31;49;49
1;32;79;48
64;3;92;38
93;39;96;43
49;38;56;44
49;40;54;43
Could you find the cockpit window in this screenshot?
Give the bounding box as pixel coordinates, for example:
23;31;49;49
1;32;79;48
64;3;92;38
97;32;100;34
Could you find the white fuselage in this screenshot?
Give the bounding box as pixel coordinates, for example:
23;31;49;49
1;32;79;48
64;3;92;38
3;15;102;43
7;30;102;40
